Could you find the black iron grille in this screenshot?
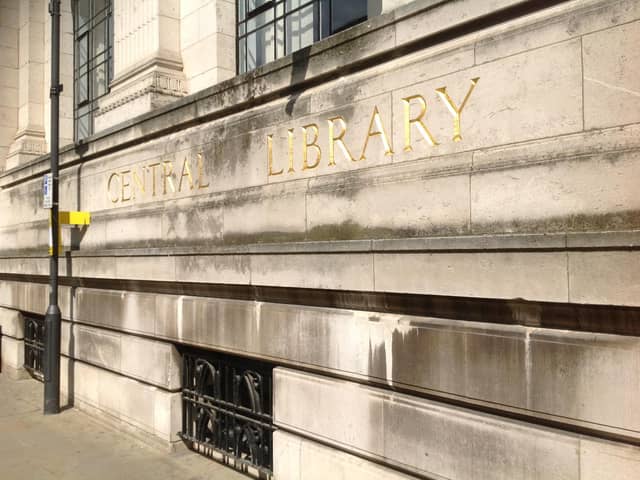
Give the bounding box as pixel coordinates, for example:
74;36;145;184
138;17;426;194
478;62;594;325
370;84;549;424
180;351;275;476
24;315;44;381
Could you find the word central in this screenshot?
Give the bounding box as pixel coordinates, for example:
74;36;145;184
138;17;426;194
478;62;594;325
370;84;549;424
267;78;479;176
107;153;210;203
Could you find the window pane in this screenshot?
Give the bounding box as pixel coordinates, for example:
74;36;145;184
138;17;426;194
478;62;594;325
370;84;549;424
330;0;367;33
93;63;108;97
285;4;314;53
246;25;275;70
238;37;247;73
77;114;90;140
248;0;271;12
247;8;273;32
77;34;88;66
285;0;313;12
77;0;90;28
93;20;106;56
95;0;107;14
238;0;246;21
275;19;284;58
77;74;88;104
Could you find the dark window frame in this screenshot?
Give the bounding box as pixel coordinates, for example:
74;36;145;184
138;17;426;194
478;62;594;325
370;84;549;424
236;0;367;74
73;0;113;141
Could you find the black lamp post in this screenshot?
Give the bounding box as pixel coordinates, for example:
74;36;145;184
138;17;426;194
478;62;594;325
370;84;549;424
44;0;63;415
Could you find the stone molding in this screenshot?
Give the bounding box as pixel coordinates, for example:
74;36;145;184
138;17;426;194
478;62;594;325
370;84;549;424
97;69;187;115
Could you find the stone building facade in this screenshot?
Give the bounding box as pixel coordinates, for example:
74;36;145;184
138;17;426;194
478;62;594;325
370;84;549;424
1;0;640;478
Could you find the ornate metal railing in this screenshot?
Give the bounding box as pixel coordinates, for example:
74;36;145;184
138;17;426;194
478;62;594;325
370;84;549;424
180;351;275;477
24;315;45;380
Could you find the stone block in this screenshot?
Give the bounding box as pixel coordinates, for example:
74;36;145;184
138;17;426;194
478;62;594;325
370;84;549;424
568;251;640;307
0;306;24;338
583;20;640;129
273;368;640;480
475;0;640;64
250;253;374;291
1;335;28;379
60;357;182;443
222;180;308;244
273;431;419;480
529;329;640;433
390;39;582;161
306;157;471;240
395;0;528;46
373;251;568;302
471;146;640;234
175;254;250;284
73;288;157;335
580;438;640;480
114;255;176;281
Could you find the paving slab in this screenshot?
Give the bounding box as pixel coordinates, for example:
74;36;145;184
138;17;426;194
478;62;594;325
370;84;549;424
0;373;247;480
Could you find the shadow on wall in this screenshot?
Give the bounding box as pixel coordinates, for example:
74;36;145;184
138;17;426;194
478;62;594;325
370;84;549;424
285;48;312;116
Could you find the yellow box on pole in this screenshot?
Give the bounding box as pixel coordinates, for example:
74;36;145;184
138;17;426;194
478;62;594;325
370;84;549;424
59;211;90;225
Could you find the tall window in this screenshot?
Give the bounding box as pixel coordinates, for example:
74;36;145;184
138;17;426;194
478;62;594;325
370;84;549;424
237;0;368;74
73;0;113;141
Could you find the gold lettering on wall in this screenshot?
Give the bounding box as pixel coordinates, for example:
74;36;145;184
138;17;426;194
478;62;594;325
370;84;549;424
287;128;295;173
179;157;194;191
120;169;132;202
106;151;211;203
267;134;283;176
148;162;161;197
328;116;355;166
132;168;145;199
302;123;321;170
435;77;480;142
360;106;393;161
107;172;120;203
197;153;210;189
402;94;438;151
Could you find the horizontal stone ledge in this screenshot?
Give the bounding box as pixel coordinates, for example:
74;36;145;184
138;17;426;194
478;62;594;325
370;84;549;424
1;276;640;337
60;320;182;391
273;368;640;480
60;357;182;444
2;229;640;261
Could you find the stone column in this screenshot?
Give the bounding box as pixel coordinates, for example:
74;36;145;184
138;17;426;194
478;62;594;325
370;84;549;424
94;0;187;132
5;0;47;170
368;0;414;17
180;0;235;94
0;0;19;171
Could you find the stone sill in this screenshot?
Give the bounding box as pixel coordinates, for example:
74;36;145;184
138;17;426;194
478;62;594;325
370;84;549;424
0;229;638;260
0;0;549;188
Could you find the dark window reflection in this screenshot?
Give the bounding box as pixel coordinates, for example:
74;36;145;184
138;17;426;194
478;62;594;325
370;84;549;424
73;0;113;141
237;0;367;73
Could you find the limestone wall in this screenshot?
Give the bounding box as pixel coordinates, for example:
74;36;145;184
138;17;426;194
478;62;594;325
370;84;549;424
0;0;639;476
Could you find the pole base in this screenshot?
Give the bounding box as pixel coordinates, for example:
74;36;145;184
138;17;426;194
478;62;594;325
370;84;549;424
43;304;61;415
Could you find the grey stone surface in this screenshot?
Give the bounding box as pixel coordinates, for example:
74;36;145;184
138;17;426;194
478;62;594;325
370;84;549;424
373;251;569;302
0;306;23;338
1;278;639;438
274;430;419;480
0;335;27;380
61;321;182;391
273;368;640;479
0;373;246;480
568;251;640;306
583;19;640;129
60;357;181;443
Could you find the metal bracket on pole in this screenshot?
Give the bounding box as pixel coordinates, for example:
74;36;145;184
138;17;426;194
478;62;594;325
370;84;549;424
49;84;64;98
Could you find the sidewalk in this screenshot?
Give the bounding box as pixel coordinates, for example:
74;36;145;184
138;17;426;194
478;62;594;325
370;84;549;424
0;373;247;480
